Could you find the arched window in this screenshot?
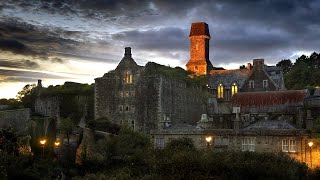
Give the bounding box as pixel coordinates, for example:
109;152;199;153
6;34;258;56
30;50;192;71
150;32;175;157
123;70;133;84
231;82;238;96
217;84;224;98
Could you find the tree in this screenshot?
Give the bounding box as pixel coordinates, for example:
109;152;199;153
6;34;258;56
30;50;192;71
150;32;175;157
59;117;73;144
16;84;37;111
276;59;292;74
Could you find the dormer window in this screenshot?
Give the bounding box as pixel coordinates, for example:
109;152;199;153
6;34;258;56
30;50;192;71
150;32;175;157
249;80;254;88
231;82;238;96
263;80;268;88
217;84;224;98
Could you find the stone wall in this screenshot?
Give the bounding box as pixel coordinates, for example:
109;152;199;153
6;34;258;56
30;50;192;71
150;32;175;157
0;108;30;133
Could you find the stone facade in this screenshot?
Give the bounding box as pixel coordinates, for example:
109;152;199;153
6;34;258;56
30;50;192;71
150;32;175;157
0;108;30;134
95;47;207;133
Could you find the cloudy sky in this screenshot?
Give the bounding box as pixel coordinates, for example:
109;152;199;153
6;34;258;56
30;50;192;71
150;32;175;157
0;0;320;98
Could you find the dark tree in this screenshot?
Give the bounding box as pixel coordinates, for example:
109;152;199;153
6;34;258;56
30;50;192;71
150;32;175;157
276;59;292;74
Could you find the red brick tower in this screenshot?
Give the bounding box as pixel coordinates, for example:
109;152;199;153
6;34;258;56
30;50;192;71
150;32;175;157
186;22;212;76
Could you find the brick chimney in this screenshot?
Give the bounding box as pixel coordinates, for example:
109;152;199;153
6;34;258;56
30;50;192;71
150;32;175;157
124;47;132;57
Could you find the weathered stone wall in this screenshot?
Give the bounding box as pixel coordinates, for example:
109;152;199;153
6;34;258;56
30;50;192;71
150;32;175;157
35;96;60;118
0;108;30;133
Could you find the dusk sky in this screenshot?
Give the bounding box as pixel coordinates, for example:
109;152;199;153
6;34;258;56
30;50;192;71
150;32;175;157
1;0;320;98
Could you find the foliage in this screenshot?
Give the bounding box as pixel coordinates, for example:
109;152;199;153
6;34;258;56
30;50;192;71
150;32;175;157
16;84;37;111
41;82;94;96
276;59;293;74
284;52;320;89
0;98;21;110
87;117;120;134
59;117;74;144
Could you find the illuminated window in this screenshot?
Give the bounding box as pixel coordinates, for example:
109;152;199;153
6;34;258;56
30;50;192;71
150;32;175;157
282;139;296;152
125;91;129;97
263;80;268;88
217;84;224;98
231;83;238;96
123;70;133;84
249;80;254;88
242;138;255;152
119;91;123;97
131;91;135;97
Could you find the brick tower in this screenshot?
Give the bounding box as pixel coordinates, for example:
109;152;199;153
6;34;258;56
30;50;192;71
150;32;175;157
186;22;212;76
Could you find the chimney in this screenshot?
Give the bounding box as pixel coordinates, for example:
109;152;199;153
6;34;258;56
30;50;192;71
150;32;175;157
124;47;132;57
247;63;252;71
37;79;42;88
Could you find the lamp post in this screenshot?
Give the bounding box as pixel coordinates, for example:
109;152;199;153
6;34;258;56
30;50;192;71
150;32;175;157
206;136;212;148
40;139;47;158
308;141;313;168
54;140;60;160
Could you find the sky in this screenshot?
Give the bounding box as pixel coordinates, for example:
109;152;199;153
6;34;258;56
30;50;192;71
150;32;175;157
0;0;320;98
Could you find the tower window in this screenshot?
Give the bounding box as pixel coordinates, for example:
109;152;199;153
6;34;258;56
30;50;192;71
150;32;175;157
119;91;123;97
249;80;254;88
119;105;123;112
123;70;133;84
125;105;129;111
131;91;135;97
231;83;238;96
217;84;224;98
125;91;129;97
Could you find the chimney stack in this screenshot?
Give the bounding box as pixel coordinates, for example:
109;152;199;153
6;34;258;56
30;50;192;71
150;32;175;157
37;79;42;88
124;47;132;57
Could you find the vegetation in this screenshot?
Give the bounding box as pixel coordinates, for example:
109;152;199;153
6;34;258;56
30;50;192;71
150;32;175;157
16;84;38;111
0;98;21;110
281;52;320;90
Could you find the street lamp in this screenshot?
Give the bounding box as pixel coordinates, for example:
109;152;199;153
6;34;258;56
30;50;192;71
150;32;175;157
206;136;212;148
54;140;60;160
308;141;313;168
39;138;47;158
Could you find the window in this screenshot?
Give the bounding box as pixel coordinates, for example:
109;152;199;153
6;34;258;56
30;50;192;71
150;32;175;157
131;91;135;97
217;84;224;98
214;136;229;146
125;105;129;111
231;82;238;96
119;91;123;97
282;139;296;152
249;80;254;88
123;70;133;84
263;80;268;88
125;91;129;97
131;105;135;112
155;138;165;148
131;120;135;130
119;105;123;112
242;138;255;152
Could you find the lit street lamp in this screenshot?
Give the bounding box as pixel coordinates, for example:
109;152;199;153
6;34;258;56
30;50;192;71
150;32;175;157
54;140;60;160
308;141;313;168
40;138;47;158
206;136;212;148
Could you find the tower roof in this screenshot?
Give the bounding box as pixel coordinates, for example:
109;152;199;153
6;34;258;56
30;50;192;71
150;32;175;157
189;22;210;37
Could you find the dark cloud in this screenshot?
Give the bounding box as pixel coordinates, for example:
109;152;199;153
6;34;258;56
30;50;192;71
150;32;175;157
112;27;188;51
0;59;40;69
0;39;36;55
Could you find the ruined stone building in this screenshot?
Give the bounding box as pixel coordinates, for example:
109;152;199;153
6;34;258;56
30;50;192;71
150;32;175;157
95;47;208;133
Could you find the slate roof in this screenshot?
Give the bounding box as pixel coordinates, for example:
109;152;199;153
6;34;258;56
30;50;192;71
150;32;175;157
232;90;308;108
208;69;249;89
189;22;210;37
243;119;296;130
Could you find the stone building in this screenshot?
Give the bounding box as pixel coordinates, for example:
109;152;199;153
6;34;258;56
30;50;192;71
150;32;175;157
95;47;208;133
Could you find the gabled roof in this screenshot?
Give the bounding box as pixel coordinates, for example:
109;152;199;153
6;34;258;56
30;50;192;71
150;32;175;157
189;22;210;37
208;69;249;89
114;47;139;73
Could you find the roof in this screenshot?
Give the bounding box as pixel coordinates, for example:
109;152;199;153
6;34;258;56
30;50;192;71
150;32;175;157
243;119;296;130
232;90;308;107
189;22;210;37
208;69;249;89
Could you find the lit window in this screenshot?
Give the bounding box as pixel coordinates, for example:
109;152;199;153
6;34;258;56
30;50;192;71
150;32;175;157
231;83;238;96
119;91;123;97
217;84;224;98
125;91;129;97
283;139;296;152
131;91;135;97
263;80;268;88
249;80;254;88
123;70;133;84
242;138;255;152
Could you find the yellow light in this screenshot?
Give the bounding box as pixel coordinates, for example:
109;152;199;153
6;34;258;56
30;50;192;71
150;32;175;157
308;142;313;147
40;139;46;145
206;136;212;143
54;141;60;147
